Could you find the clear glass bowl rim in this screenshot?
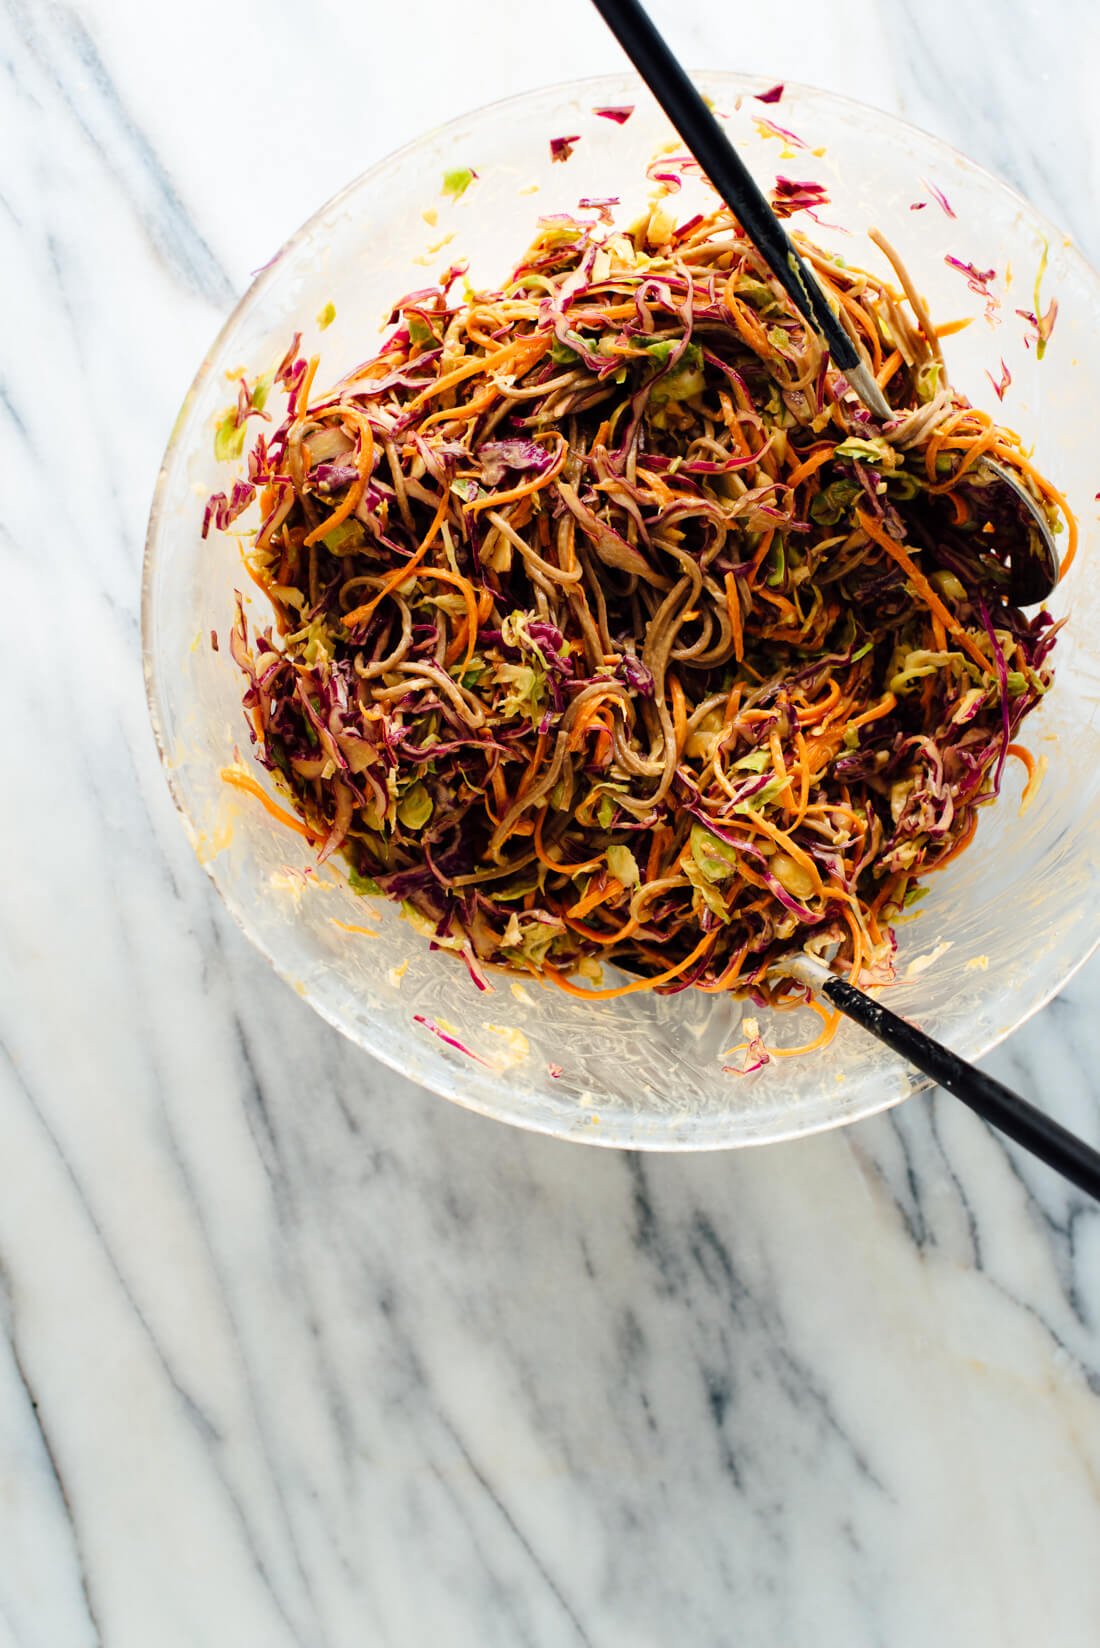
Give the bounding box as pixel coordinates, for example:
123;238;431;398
142;69;1100;1150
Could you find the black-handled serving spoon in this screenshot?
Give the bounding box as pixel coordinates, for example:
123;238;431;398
784;954;1100;1201
590;0;1060;605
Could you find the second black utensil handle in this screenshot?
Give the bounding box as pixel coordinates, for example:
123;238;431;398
590;0;860;373
822;976;1100;1200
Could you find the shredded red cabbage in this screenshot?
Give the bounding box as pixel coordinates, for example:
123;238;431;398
412;1015;490;1063
985;359;1012;401
770;177;830;220
753;116;809;150
945;256;1000;322
1015;299;1058;356
577;196;620;225
921;180;956;218
550;135;580;163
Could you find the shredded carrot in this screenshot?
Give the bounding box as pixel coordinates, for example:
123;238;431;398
644;822;673;883
928;810;979;869
669;674;687;755
742;809;824;898
876;349;902;389
722;683;743;728
488;763;509;819
842;905;866;983
294;356;319;416
1006;741;1035;783
791;728;811;828
418;384;499;431
988;452;1078;579
785;444;836;490
515;733;549;805
717;390;755;460
749;527;776;579
410;333;550;407
849;691;897;730
568;691;621;751
693;943;750;993
813;264;883;369
562;913;641;945
796;678;840;725
634;467;680;508
723;287;772;358
767;999;842;1058
856;509;990;673
544;928;716;1000
341;488;450;628
923;428;1001;491
1006;742;1045;812
568;874;623;920
221;767;321;843
871;874;904;919
415;566;480;673
756;586;800;623
303;405;375;547
768;729;796;814
533;807;604;874
723;571;745;664
446;586;494;669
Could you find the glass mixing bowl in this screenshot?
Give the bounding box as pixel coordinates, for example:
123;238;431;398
144;73;1100;1149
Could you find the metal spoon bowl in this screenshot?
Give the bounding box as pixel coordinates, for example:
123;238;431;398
974;458;1060;605
848;363;1059;607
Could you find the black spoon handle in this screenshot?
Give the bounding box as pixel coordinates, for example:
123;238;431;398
591;0;859;372
822;975;1100;1201
592;0;1082;1187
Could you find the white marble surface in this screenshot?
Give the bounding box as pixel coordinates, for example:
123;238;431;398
3;1;1100;1642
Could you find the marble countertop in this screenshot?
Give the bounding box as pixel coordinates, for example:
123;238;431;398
4;0;1100;1642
